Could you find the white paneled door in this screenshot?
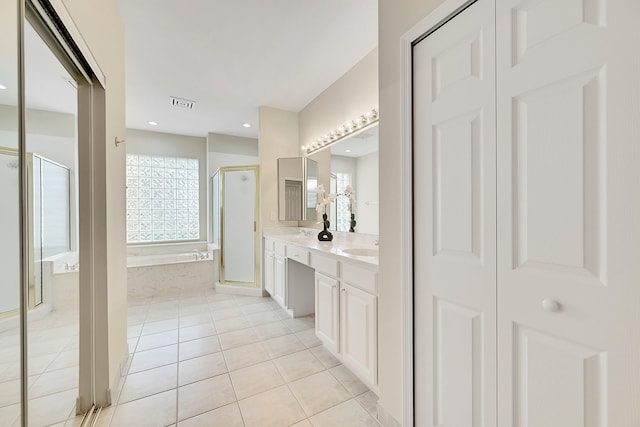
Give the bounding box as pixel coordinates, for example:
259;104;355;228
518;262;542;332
413;0;640;425
496;0;640;425
413;0;497;425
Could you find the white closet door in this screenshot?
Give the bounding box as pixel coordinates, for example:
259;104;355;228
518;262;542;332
413;0;496;425
496;0;640;425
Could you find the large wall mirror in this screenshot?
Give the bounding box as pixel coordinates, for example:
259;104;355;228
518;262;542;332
277;157;318;221
328;124;378;235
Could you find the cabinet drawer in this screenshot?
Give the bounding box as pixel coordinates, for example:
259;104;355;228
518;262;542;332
274;241;287;256
341;262;377;294
287;245;309;265
310;253;339;278
264;237;275;252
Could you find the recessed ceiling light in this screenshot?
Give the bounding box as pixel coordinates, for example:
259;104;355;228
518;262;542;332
242;123;251;128
148;121;158;126
345;149;352;153
0;84;6;90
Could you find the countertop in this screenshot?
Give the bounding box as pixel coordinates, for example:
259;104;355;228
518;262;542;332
263;227;379;268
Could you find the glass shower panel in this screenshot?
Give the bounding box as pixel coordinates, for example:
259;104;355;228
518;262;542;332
0;0;22;424
40;158;70;258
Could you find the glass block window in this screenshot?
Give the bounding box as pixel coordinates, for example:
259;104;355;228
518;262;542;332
335;172;352;232
126;154;200;243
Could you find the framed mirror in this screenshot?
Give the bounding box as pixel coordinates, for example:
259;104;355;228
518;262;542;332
328;123;378;234
277;157;318;221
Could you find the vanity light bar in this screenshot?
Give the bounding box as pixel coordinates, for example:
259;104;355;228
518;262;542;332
304;108;378;155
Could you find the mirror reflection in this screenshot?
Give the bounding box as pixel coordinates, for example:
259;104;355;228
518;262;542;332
328;124;378;235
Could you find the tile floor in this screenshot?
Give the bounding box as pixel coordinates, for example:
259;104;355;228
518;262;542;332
0;308;80;427
96;286;381;426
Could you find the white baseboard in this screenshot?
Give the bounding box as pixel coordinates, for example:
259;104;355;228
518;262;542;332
377;403;402;427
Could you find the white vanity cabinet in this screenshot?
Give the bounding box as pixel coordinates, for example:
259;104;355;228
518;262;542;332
263;238;275;295
311;253;378;390
273;241;287;307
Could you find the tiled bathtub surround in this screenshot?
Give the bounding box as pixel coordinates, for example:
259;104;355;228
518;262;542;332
98;287;381;426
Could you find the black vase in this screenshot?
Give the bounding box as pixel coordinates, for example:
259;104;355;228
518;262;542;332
317;213;333;242
349;213;356;232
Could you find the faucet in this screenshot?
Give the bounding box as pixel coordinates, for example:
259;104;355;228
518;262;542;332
192;249;206;259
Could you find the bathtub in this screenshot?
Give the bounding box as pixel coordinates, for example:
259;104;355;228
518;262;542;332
41;251;79;312
127;243;219;298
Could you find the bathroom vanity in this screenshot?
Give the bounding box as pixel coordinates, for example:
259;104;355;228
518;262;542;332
262;228;379;391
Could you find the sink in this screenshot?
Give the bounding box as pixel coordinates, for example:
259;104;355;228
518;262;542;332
341;247;379;257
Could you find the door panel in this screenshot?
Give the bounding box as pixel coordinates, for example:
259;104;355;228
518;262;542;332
315;273;339;353
497;0;640;425
413;0;496;425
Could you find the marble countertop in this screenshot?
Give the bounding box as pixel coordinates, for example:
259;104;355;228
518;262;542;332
263;227;379;268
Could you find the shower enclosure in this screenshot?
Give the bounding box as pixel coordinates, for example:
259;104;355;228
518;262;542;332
0;149;71;316
211;165;260;291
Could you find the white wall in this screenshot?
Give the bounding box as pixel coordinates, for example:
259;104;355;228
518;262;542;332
379;0;446;423
207;132;259;175
61;0;127;403
356;151;378;235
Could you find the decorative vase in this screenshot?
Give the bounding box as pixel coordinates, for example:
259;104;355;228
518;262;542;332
349;213;356;232
317;213;333;242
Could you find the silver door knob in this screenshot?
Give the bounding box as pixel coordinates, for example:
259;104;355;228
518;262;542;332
542;299;561;312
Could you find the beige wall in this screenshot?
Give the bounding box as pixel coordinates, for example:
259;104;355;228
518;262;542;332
378;0;445;423
298;48;378;228
61;0;127;403
258;106;300;229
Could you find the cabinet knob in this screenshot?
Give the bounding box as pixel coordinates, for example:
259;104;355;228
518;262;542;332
541;299;561;312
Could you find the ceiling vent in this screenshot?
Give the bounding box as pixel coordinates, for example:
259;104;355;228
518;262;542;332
170;96;195;110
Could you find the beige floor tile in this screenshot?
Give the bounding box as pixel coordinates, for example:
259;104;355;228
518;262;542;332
94;402;115;427
29;366;78;398
177;403;244;427
129;344;178;374
111;389;177;427
330;365;369;396
119;364;177;403
234;296;270;307
0;403;20;427
214;317;250;334
229;360;284;400
208;299;237;311
237;385;306;427
211;308;243;322
223;342;270;372
28;388;77;427
281;316;315;332
179;336;221;361
273;349;325;382
245;310;282;327
0;379;20;406
218;328;258;350
179;304;210;317
179;323;217;342
288;371;351;416
177;374;236;421
295;329;322;348
356;390;379;418
252;321;292;341
145;309;180;323
178;352;227;386
127;337;139;353
262;334;306;358
127;324;143;338
179;313;213;328
136;329;179;352
28;353;58;375
141;318;179;336
309;398;380;427
240;302;274;315
291;420;313;427
310;345;341;369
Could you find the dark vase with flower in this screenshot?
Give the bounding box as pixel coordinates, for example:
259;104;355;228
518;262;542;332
349;213;356;232
317;213;333;242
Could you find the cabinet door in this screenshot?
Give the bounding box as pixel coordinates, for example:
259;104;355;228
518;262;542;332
264;251;274;295
340;283;377;388
413;0;496;425
315;272;339;353
274;255;286;307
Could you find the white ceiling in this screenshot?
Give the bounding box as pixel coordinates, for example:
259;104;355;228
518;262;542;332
116;0;378;139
